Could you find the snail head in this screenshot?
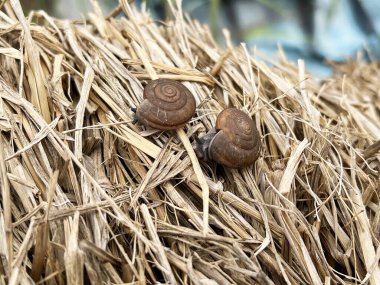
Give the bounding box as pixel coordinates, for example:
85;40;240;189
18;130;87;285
193;128;219;161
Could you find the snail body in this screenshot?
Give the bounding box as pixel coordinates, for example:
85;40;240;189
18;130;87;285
195;108;261;168
134;79;196;130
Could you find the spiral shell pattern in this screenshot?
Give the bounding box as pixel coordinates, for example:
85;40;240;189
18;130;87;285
209;108;261;168
136;79;196;130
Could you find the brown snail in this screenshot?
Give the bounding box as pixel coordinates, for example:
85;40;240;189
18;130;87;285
132;79;196;130
194;108;261;168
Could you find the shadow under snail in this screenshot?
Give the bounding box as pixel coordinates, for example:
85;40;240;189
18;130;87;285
132;78;196;130
194;108;261;168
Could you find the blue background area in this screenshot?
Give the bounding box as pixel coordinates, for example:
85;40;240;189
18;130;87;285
23;0;380;77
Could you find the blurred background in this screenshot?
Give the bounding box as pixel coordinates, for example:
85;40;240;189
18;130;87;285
21;0;380;77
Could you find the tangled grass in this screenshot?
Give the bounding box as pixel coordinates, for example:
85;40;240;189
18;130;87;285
0;1;379;284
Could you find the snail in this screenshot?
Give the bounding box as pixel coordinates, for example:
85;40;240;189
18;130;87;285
194;108;261;168
132;79;196;130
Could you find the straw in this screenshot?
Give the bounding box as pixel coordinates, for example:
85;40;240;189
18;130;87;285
0;0;379;284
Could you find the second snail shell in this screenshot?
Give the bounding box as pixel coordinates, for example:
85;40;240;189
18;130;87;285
135;79;196;130
195;108;261;168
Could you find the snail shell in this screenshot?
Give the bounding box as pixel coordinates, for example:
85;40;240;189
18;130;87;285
135;79;196;130
207;108;261;168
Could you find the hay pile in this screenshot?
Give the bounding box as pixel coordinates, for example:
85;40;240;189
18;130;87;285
0;0;379;284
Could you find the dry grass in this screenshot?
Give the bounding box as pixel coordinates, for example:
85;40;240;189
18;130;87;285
0;0;379;284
